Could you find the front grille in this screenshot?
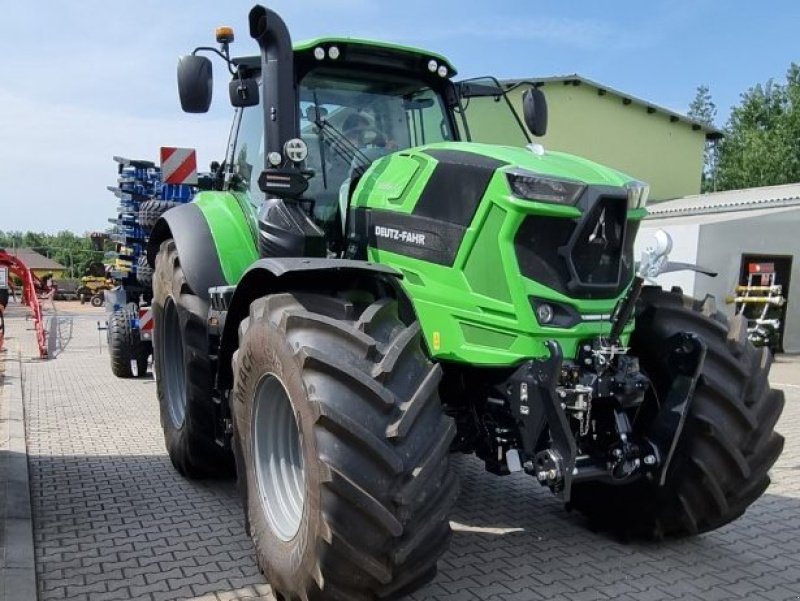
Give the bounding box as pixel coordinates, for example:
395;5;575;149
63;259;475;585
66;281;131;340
515;215;576;292
571;198;627;286
514;197;636;299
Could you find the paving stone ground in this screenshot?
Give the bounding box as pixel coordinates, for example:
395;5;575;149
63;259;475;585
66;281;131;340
6;301;800;601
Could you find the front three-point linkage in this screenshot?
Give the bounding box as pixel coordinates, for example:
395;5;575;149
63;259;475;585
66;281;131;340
510;230;712;501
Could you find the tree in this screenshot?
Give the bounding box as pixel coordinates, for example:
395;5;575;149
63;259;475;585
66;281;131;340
688;85;718;192
688;84;717;126
715;63;800;191
0;230;112;279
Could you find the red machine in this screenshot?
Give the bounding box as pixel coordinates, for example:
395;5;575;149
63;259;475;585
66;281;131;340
0;249;48;358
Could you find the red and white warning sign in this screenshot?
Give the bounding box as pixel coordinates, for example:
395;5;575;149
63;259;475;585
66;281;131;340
160;147;198;185
139;307;154;335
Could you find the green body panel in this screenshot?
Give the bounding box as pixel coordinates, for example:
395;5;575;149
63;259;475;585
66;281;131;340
351;142;643;366
193;191;259;285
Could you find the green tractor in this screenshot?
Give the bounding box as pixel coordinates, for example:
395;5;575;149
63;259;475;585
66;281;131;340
148;6;785;599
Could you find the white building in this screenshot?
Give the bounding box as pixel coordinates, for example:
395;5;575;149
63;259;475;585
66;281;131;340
637;183;800;352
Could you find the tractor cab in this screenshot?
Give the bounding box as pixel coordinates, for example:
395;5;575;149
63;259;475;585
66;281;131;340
177;12;545;252
230;42;461;235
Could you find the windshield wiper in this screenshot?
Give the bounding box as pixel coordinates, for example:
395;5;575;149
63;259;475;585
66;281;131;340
313;116;373;169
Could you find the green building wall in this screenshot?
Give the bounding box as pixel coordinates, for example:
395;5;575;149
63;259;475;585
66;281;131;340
463;81;710;201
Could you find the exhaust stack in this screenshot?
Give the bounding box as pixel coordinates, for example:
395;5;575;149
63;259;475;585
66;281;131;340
248;5;298;167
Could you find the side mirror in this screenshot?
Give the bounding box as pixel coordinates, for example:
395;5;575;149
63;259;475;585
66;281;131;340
522;87;548;137
229;78;259;108
177;55;213;113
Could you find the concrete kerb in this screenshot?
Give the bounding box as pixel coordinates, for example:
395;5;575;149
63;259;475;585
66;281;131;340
1;348;37;600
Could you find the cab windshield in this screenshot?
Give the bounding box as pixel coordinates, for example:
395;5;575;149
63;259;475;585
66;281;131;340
299;68;455;224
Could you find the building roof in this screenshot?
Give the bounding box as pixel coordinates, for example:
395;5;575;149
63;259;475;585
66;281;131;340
2;248;66;271
502;74;724;140
645;182;800;219
642;205;800;227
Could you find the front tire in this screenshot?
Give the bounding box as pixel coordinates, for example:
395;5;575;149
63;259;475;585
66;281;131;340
152;239;233;478
569;287;785;537
232;292;458;600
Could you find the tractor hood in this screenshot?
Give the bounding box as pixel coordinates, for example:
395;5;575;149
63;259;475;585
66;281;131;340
418;142;634;189
352;142;647;218
352;140;645;219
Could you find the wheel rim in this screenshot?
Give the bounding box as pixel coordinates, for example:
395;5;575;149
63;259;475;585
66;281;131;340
162;297;187;428
253;374;306;541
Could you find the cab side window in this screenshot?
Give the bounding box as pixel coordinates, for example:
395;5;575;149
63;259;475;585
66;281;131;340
231;105;266;204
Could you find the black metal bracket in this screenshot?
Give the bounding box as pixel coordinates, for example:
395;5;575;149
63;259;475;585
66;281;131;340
509;340;578;501
645;332;707;486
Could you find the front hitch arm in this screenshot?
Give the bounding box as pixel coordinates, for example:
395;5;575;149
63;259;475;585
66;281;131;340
645;332;707;486
509;340;578;501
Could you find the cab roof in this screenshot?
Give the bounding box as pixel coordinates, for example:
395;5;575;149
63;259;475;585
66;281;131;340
232;37;457;77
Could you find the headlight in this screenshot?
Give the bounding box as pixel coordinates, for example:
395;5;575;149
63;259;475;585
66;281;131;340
535;303;555;325
625;180;650;209
506;170;586;205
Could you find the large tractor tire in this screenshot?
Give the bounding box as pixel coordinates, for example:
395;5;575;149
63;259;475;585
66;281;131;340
569;287;784;538
152;239;233;478
140;200;182;231
108;303;149;378
232;292;458;600
136;255;153;287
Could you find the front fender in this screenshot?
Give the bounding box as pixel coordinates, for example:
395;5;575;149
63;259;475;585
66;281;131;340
147;192;258;300
217;258;402;389
146;203;227;302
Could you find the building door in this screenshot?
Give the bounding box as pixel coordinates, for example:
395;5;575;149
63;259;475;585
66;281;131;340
738;254;792;352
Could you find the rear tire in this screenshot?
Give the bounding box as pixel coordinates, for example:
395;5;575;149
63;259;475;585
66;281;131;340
108;303;148;378
152;239;233;478
110;306;136;379
569;287;785;538
232;292;458;600
90;294;104;308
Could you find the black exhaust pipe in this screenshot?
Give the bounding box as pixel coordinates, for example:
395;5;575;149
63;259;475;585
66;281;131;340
249;5;298;168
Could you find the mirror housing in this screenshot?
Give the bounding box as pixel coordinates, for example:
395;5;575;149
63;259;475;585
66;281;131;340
177;55;213;113
522;87;548;137
229;78;259;107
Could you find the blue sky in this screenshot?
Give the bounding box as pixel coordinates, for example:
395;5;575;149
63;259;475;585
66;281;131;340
1;0;798;233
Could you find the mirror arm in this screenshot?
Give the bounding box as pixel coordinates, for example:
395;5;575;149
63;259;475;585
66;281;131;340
505;80;540;94
192;46;236;76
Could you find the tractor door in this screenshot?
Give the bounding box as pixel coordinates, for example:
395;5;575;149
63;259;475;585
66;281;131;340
227;104;265;208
